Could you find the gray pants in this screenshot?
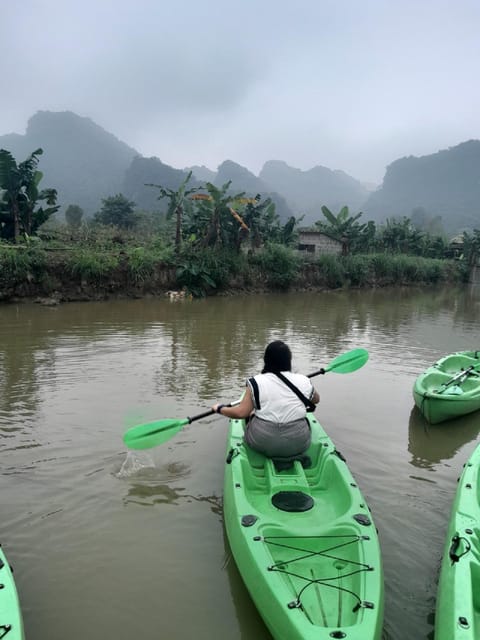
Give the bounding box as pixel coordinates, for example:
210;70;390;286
244;415;311;458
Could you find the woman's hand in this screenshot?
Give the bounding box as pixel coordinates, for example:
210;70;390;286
212;391;254;419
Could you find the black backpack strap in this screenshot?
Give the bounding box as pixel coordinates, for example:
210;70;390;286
248;377;261;410
274;372;316;412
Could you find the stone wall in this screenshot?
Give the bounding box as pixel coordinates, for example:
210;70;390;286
298;231;342;256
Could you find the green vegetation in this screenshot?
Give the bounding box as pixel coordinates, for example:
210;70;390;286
0;148;59;242
67;249;119;282
250;243;301;289
0;148;475;301
65;204;84;229
94;194;138;229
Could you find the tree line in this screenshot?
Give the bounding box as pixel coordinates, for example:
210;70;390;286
1;147;479;267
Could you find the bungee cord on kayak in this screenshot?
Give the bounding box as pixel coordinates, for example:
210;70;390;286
264;534;374;614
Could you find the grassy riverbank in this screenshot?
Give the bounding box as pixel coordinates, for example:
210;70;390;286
0;241;468;303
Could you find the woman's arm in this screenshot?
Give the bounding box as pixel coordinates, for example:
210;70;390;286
212;388;254;419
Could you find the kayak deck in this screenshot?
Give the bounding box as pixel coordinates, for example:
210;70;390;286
435;443;480;639
0;545;24;640
223;413;384;640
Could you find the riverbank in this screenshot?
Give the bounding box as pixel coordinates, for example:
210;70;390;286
0;245;468;304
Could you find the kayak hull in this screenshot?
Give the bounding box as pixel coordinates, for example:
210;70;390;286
0;545;24;640
435;443;480;640
223;413;384;640
413;351;480;424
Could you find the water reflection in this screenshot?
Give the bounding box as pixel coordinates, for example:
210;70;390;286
0;286;476;429
408;406;480;469
117;455;224;515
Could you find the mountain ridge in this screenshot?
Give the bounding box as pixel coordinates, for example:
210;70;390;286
1;110;479;233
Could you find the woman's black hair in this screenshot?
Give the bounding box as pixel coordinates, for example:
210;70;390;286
262;340;292;373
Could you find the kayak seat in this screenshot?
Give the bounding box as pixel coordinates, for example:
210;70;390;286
243;446;312;471
271;455;311;471
244;446;268;469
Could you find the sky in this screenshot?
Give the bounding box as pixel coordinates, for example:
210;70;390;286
1;0;479;185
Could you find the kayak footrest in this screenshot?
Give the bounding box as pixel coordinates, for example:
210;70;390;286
271;490;314;512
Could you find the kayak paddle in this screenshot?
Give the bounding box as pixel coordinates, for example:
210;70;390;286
437;362;480;394
123;347;369;450
122;408;217;450
307;347;368;377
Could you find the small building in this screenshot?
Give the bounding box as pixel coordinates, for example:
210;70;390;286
297;229;342;257
449;234;464;259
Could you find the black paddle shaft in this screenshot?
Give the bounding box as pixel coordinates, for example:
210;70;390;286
187;408;215;423
307;368;325;378
187;403;234;423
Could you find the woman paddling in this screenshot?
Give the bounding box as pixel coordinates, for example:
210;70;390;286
212;340;319;458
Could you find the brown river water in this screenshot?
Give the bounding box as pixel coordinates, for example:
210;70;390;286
1;285;479;640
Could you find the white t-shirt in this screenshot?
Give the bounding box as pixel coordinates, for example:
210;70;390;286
247;372;315;423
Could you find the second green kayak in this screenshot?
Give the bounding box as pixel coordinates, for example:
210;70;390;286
435;443;480;640
413;351;480;424
0;544;24;640
223;413;384;640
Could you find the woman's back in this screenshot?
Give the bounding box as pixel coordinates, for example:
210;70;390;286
248;371;314;423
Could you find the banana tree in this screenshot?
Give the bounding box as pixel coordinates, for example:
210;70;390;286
379;217;425;254
147;171;200;253
0;148;59;242
190;181;249;251
232;195;275;249
316;205;365;255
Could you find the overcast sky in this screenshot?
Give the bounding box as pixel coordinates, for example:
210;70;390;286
1;0;479;184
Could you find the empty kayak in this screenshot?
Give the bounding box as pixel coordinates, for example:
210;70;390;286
413;351;480;424
223;412;384;640
0;545;24;640
435;443;480;640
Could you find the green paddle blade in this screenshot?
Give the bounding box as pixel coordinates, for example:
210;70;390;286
123;418;189;450
324;348;369;373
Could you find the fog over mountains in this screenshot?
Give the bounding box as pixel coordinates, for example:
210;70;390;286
1;110;479;234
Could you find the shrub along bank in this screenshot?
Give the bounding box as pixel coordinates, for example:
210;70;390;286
0;242;468;303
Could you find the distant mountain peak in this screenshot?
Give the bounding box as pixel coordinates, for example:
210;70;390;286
185;165;216;182
26;110;138;155
259;159;369;223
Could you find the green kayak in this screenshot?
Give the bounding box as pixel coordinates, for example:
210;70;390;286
435;443;480;640
413;351;480;424
0;545;24;640
223;413;384;640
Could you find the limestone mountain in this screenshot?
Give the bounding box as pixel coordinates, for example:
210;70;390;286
0;110;138;215
186;165;217;182
123;156;202;212
1;110;478;234
259;160;369;225
363;140;480;233
212;160;293;222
